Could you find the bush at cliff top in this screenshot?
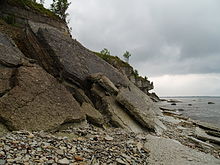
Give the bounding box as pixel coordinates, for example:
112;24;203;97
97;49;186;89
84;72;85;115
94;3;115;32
94;52;130;68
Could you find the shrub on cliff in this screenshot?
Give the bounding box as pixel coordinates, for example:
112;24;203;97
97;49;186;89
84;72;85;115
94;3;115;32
123;51;132;63
100;48;111;56
50;0;71;21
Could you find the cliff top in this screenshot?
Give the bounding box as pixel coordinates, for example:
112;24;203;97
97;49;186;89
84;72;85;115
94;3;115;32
94;51;149;80
5;0;60;20
94;52;131;68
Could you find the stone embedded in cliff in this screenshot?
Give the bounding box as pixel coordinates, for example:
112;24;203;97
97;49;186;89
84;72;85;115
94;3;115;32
87;73;119;95
0;64;85;131
81;102;104;126
0;32;24;67
31;27;128;87
116;82;166;134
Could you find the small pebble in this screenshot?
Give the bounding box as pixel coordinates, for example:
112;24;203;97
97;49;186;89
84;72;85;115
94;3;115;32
58;158;70;164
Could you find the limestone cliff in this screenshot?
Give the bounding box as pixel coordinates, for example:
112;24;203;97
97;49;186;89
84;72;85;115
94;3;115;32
0;0;165;134
95;52;160;102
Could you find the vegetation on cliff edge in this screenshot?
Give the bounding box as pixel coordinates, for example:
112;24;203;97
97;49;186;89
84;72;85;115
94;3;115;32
94;51;131;68
7;0;59;20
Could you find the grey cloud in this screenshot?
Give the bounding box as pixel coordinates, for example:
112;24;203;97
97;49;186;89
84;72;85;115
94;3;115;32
44;0;220;77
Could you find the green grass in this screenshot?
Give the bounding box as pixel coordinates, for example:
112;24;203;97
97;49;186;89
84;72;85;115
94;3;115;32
94;52;131;68
94;51;145;79
7;0;60;20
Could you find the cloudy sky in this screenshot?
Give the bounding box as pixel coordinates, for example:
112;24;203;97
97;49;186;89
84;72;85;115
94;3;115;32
44;0;220;96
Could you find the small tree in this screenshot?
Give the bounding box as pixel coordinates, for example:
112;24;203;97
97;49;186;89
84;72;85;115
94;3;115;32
133;69;139;78
100;48;110;56
123;51;131;63
50;0;71;21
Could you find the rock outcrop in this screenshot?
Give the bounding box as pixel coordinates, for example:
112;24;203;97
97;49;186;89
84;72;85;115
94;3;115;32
117;82;165;134
95;52;160;101
0;0;166;134
0;31;84;131
88;77;144;133
34;27;128;88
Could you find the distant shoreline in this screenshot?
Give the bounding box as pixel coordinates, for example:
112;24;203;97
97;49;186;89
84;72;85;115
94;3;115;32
160;96;220;98
157;96;220;127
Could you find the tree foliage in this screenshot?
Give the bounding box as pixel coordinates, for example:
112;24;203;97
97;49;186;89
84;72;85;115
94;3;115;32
39;0;44;4
133;69;139;78
50;0;71;21
123;51;131;63
100;48;111;56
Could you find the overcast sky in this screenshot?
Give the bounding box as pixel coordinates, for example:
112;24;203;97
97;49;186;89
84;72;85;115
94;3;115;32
44;0;220;96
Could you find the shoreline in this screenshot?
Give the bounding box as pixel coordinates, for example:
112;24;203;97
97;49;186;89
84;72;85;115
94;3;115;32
0;106;219;164
158;97;220;127
158;103;220;159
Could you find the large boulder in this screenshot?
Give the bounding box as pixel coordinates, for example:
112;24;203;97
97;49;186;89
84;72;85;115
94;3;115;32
0;65;85;131
116;82;165;134
81;102;104;126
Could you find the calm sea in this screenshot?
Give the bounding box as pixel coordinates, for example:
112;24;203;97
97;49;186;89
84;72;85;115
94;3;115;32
158;96;220;127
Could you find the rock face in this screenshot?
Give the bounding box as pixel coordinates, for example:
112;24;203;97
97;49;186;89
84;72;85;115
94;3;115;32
0;65;85;131
0;32;24;67
33;27;128;88
0;31;84;131
89;82;144;133
94;52;160;101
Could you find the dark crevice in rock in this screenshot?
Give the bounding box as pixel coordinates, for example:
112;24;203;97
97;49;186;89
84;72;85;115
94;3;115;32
0;59;21;68
0;67;18;98
24;27;62;77
0;89;11;98
9;67;18;88
0;116;15;131
0;92;6;97
63;81;93;106
61;71;83;89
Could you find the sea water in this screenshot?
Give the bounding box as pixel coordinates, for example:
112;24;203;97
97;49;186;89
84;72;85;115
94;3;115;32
159;96;220;127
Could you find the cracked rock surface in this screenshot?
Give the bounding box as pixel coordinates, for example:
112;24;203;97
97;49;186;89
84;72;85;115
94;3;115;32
0;65;85;131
